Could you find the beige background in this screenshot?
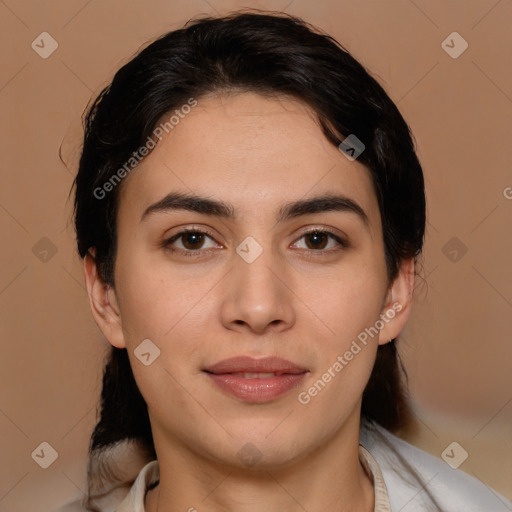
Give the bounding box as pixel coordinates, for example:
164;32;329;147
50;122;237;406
1;0;511;510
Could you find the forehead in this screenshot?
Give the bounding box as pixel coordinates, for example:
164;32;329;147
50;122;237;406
117;92;380;229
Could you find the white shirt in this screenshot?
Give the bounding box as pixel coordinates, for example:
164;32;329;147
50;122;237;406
112;421;511;512
360;421;511;511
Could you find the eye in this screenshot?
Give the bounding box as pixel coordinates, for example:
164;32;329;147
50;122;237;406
165;228;221;256
291;229;347;253
164;227;347;258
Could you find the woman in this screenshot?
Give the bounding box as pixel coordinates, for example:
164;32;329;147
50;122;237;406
73;11;510;512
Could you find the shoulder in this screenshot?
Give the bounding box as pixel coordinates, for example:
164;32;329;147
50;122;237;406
360;420;511;512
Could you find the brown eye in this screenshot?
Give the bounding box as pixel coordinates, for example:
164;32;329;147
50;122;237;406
180;232;206;250
304;231;329;250
291;229;347;253
165;228;220;256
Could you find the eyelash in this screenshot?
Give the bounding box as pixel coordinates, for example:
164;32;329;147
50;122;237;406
163;227;348;258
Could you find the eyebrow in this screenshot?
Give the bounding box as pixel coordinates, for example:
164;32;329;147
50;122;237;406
141;191;370;228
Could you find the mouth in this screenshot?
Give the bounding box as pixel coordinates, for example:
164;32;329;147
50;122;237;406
224;371;297;378
203;356;309;403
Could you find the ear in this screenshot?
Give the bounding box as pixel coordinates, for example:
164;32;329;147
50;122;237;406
377;257;415;345
83;249;126;349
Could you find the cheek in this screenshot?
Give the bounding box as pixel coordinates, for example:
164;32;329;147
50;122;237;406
114;257;217;344
296;268;385;416
302;263;388;346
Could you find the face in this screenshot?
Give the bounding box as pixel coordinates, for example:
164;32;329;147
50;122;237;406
86;91;413;469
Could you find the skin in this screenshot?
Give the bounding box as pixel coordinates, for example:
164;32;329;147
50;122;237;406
84;91;415;512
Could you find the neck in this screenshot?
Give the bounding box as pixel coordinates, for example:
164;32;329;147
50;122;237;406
146;415;374;512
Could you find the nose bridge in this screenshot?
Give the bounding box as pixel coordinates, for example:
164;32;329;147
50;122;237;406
237;243;278;290
220;236;295;333
234;237;283;301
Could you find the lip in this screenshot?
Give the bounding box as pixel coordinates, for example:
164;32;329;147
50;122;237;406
205;356;307;374
204;356;308;403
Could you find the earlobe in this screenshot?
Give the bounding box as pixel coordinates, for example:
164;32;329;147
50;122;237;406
377;258;415;345
83;250;126;349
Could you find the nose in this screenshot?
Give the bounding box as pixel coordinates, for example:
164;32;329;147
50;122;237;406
220;246;296;335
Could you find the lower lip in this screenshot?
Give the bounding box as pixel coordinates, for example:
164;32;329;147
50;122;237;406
206;372;307;403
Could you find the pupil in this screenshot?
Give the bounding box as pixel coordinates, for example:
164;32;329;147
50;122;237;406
184;232;203;249
307;232;327;249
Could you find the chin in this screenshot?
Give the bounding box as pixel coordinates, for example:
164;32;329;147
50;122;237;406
208;425;316;469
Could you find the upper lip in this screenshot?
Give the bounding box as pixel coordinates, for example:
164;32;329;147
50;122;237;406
204;356;308;374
